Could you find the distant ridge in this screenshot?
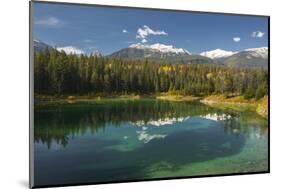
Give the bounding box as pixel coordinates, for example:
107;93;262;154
34;39;53;52
200;47;268;69
33;39;268;69
200;49;237;59
109;43;213;64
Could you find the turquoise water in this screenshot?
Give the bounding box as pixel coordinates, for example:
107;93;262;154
34;99;268;186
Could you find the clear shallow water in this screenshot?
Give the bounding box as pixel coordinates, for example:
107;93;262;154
34;99;268;186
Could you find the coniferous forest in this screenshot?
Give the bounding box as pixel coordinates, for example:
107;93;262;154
34;48;268;99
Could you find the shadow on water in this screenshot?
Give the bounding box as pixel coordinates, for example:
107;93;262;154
33;99;268;186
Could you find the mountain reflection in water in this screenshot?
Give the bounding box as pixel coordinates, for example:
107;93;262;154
34;99;267;149
34;99;268;186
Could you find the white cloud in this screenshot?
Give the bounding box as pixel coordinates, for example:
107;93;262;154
252;31;265;38
233;37;241;42
141;39;148;43
136;25;167;43
56;46;85;55
35;16;62;27
122;29;128;33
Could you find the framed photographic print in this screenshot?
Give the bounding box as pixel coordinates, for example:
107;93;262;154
29;1;269;188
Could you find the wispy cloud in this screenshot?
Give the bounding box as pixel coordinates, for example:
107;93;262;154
35;16;63;27
56;46;85;55
122;29;128;33
83;39;93;43
233;37;241;42
136;25;167;43
252;31;265;38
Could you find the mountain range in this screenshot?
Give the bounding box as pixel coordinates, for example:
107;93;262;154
109;43;213;64
33;39;268;69
200;49;236;59
201;47;268;69
34;39;53;52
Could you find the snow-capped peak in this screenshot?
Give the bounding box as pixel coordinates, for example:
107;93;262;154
129;43;191;55
56;46;85;55
200;49;237;59
242;47;268;59
34;39;40;43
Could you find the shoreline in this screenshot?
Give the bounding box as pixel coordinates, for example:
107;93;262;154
200;95;268;119
156;94;200;101
34;94;268;119
34;93;199;102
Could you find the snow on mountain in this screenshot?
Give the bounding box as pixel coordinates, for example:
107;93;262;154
56;46;85;55
242;47;268;59
201;47;268;60
200;49;237;59
129;43;191;55
223;47;268;69
34;39;40;43
34;39;53;52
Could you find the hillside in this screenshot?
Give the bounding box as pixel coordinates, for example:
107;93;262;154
33;39;268;69
109;43;214;64
200;47;268;69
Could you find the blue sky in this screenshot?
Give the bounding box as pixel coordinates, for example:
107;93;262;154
33;2;268;55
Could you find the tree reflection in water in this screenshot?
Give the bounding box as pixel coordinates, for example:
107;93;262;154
34;99;268;149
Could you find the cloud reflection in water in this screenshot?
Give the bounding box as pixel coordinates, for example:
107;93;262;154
137;127;167;143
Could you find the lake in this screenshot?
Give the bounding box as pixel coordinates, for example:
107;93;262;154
33;99;268;186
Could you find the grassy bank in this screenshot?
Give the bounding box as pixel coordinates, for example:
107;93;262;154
200;95;268;118
35;93;200;103
156;93;199;101
256;96;268;118
34;93;142;105
200;95;256;108
34;93;268;119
